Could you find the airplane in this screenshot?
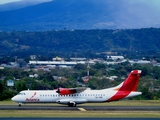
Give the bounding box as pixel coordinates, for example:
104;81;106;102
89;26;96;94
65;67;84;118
12;70;142;107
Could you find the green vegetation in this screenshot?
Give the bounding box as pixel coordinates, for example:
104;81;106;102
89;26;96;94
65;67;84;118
0;110;160;118
1;28;160;58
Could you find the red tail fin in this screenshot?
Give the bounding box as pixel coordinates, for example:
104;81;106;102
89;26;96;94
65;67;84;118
107;70;142;102
119;70;141;91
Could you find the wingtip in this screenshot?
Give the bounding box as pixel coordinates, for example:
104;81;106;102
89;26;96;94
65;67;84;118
132;70;142;74
138;70;142;73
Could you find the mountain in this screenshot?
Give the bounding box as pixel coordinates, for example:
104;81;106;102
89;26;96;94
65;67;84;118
0;0;160;31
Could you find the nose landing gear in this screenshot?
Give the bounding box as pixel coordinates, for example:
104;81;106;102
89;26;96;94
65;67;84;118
18;103;22;107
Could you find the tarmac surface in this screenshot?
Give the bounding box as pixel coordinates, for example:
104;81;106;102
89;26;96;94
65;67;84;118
0;105;160;111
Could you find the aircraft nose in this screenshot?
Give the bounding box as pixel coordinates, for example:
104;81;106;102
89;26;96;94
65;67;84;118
11;96;16;101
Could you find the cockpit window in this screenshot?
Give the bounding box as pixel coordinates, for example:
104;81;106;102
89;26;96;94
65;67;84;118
18;93;26;95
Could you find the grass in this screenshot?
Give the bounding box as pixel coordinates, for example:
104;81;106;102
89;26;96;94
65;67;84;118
0;100;160;118
80;100;160;106
0;110;160;118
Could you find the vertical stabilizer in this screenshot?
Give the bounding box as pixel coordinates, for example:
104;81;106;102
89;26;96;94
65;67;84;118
119;70;141;91
108;70;142;101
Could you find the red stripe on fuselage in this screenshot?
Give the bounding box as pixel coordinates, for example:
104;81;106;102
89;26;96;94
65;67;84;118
108;91;131;101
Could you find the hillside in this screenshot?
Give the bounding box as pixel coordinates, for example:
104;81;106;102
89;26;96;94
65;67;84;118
0;28;160;57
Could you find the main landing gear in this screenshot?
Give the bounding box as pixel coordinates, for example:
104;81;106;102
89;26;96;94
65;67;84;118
68;101;76;107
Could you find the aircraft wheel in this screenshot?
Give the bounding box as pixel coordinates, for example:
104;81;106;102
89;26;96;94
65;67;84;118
18;103;22;107
68;102;76;107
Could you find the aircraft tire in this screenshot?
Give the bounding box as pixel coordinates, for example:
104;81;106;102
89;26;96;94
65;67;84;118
18;103;22;107
68;102;76;107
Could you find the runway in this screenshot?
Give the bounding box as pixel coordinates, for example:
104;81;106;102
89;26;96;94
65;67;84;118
0;105;160;111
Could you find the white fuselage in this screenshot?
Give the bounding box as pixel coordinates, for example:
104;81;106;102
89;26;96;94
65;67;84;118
12;88;141;105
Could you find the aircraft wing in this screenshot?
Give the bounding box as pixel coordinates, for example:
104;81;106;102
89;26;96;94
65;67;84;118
56;87;86;95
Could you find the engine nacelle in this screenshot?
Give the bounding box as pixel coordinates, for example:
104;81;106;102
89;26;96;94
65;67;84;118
56;88;76;95
56;98;87;107
56;99;76;107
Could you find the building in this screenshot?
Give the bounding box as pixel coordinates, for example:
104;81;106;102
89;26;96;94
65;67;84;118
129;60;150;65
107;56;124;61
29;60;86;67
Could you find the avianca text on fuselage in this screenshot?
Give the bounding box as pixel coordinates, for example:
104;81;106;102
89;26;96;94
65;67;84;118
12;70;142;107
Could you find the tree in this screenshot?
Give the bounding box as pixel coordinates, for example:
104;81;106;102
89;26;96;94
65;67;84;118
93;63;106;69
141;87;154;100
74;64;86;70
0;81;4;93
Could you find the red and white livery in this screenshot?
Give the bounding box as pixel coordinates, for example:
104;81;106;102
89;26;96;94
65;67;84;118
12;70;142;107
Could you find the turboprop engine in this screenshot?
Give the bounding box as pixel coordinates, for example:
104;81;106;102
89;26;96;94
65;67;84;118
56;88;76;95
56;87;86;95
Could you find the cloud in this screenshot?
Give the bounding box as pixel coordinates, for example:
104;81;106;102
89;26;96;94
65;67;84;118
0;0;53;11
0;0;22;5
19;0;53;4
0;0;52;5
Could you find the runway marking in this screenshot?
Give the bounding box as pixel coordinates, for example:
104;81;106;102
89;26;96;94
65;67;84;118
78;108;87;111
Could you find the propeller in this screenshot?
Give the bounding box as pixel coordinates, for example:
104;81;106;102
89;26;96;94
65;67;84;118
56;85;61;93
